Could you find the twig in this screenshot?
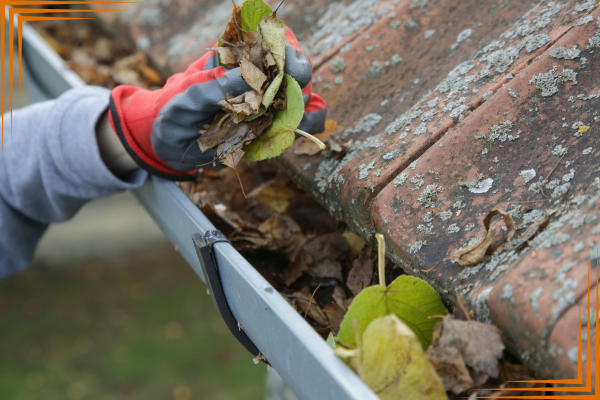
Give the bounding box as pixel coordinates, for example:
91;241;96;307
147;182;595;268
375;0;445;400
375;233;386;287
422;259;444;274
195;155;219;168
274;0;288;16
295;129;326;149
540;154;564;198
456;294;471;321
181;137;201;163
304;283;322;320
233;166;246;197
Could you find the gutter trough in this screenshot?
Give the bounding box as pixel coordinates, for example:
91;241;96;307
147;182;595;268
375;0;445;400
9;14;379;400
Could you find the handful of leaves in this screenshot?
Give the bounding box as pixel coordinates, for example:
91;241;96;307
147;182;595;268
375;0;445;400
189;0;324;175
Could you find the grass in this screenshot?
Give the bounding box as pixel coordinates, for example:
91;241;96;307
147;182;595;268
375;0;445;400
0;245;266;400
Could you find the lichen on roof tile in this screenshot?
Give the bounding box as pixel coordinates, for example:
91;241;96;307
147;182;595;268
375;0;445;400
549;45;581;59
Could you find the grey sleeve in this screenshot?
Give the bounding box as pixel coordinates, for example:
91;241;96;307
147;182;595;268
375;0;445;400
0;86;148;278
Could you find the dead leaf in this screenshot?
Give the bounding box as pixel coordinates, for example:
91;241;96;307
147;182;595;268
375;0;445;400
264;50;277;69
241;56;268;94
247;182;296;213
71;48;97;68
197;114;235;152
425;209;516;272
323;302;345;333
221;148;245;169
258;215;305;261
288;290;328;326
219;90;262;116
328;137;343;152
310;258;343;281
426;316;505;394
498;359;534;382
483;209;516;253
328;135;354;157
93;37;112;61
343;230;366;259
426;324;474;394
139;64;164;86
222;4;243;45
294;132;330;156
514;217;551;251
304;233;349;263
347;246;372;296
213;113;273;162
215;46;238;66
210;203;249;232
332;285;350;312
446;228;496;268
282;250;312;286
323;120;343;135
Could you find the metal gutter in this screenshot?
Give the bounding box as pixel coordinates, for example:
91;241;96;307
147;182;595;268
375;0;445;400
9;14;379;400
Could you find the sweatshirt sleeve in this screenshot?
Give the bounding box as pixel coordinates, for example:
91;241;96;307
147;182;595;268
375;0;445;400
0;86;148;279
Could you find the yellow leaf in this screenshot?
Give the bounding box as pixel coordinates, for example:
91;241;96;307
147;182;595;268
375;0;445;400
338;314;447;400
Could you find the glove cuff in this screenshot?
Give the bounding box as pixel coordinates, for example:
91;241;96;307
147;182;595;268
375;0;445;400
109;88;198;181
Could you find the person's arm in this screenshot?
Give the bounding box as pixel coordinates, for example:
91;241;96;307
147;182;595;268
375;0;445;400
0;27;327;279
0;86;147;278
96;110;138;177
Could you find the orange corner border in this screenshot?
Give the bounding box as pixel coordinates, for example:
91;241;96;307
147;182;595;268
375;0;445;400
1;2;135;148
468;257;600;399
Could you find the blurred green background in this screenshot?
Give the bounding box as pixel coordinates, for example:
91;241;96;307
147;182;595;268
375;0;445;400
0;245;266;400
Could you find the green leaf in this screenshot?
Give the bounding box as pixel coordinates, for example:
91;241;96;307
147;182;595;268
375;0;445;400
242;74;304;161
241;0;272;32
259;15;286;108
337;276;446;350
337;314;447;400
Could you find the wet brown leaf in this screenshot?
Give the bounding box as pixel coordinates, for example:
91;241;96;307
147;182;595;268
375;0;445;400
310;258;343;281
428;346;473;394
212;113;273;162
498;359;534;382
247;182;295;213
347;246;372;296
323;302;345;333
258;215;305;261
282;250;312;286
343;230;366;260
197;114;235;152
288;290;329;327
304;233;349;263
426;316;505;394
205;204;250;233
332;285;350;312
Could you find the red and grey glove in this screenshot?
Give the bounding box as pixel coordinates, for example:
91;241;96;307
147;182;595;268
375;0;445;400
108;27;328;181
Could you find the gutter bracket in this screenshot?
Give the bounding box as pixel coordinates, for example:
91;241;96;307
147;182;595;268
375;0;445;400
192;231;269;365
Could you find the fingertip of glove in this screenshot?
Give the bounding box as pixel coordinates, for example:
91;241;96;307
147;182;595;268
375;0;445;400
284;42;312;89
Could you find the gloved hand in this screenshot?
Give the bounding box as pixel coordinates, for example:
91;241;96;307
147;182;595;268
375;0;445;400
108;28;328;181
